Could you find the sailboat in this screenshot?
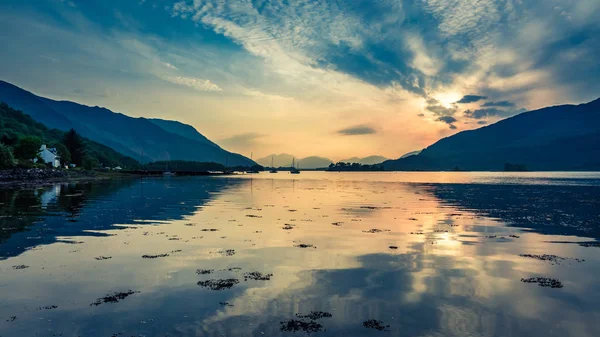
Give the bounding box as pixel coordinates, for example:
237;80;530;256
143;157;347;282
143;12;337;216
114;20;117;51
163;160;175;176
290;157;300;174
246;152;260;174
223;154;233;174
269;155;278;173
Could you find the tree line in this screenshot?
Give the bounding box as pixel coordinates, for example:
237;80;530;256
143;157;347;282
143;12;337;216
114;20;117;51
326;162;385;171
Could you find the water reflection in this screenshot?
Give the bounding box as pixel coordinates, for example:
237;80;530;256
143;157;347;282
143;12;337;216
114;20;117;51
0;177;244;259
0;174;598;337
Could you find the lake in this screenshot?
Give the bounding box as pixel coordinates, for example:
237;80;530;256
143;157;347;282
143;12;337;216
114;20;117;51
1;172;599;336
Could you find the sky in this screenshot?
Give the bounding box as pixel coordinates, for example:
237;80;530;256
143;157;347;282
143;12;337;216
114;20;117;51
0;0;598;161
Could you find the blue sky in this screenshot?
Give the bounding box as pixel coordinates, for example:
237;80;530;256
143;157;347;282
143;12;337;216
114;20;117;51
0;0;598;159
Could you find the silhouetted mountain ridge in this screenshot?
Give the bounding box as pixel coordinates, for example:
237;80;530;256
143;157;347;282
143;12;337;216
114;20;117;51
383;98;600;171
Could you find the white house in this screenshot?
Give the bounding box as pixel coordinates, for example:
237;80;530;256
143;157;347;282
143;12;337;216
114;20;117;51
37;144;61;168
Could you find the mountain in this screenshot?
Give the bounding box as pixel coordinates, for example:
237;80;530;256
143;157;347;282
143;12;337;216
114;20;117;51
383;98;600;171
148;119;218;148
0;80;254;166
256;153;296;168
256;154;333;169
399;150;421;159
297;156;333;169
339;155;388;165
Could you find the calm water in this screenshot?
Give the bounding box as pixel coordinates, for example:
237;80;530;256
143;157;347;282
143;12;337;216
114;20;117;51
1;172;600;337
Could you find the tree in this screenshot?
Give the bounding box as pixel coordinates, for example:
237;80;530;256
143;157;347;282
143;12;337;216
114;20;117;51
83;157;99;170
53;143;71;165
0;143;15;168
13;136;42;160
63;129;85;166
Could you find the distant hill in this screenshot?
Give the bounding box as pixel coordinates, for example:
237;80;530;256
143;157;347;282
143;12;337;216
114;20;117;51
339;155;388;165
256;153;296;168
383;98;600;171
298;156;333;169
257;154;333;169
0;80;255;166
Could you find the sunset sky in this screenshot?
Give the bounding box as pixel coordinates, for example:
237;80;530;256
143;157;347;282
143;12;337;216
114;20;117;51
0;0;598;160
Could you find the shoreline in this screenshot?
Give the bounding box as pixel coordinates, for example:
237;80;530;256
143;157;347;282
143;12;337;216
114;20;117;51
0;168;141;189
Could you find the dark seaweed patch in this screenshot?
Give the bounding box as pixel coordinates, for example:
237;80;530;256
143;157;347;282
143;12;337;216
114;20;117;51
244;271;273;281
331;222;343;226
222;267;242;272
389;246;398;250
91;290;139;306
579;242;600;248
196;269;214;275
295;244;316;249
95;256;112;261
197;278;239;290
363;319;390;332
216;249;235;256
363;229;390;233
12;265;29;270
282;224;294;230
142;253;169;259
509;234;520;238
201;228;219;232
360;206;391;210
521;277;563;288
246;214;262;218
296;311;332;320
219;301;234;307
519;254;584;265
37;305;58;311
280;319;324;333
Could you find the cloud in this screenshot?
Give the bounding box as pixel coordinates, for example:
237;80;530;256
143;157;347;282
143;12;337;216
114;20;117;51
425;98;458;117
481;100;516;107
243;89;293;101
162;62;178;70
337;125;377;136
456;95;487;104
436;116;458;129
219;132;264;149
163;76;222;92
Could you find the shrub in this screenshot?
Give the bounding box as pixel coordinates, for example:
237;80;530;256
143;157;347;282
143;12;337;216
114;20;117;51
0;143;15;168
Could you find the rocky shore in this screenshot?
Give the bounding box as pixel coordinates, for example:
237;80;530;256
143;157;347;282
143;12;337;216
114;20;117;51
0;168;108;188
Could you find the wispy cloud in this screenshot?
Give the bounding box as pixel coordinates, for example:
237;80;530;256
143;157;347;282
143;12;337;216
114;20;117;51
243;89;293;101
464;107;526;119
456;95;487;104
337;125;377;136
219;132;265;151
162;62;178;70
482;100;516;107
164;76;222;92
